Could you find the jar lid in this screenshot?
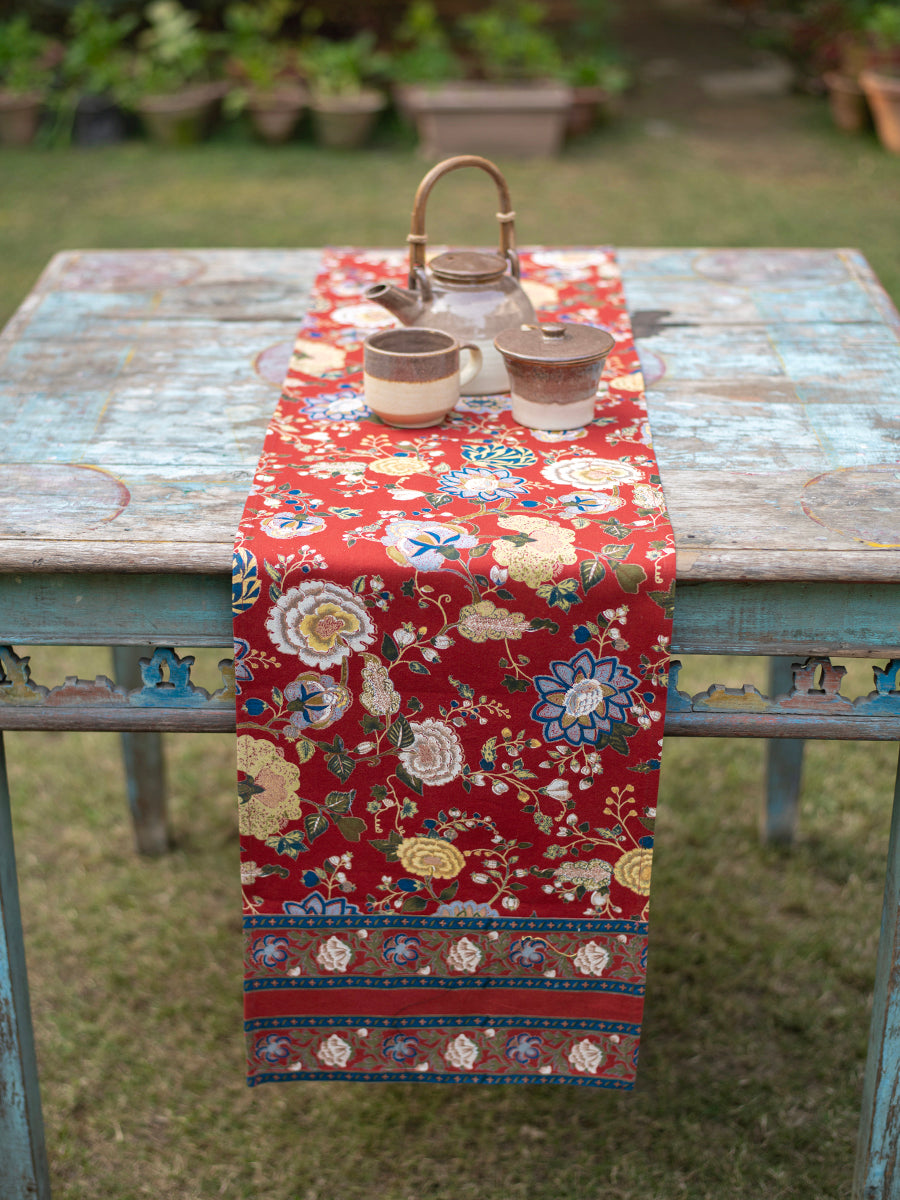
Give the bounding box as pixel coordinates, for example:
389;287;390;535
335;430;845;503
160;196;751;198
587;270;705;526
494;321;615;365
429;250;508;283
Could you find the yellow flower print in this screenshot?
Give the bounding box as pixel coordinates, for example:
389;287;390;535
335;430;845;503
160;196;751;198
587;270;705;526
397;836;466;880
613;847;652;896
491;515;578;587
237;735;303;840
369;455;430;476
457;600;530;643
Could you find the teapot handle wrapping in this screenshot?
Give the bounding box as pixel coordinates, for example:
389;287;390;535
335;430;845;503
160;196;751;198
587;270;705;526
407;155;521;288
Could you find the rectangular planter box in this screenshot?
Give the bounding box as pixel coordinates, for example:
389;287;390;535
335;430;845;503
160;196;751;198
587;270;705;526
402;80;573;158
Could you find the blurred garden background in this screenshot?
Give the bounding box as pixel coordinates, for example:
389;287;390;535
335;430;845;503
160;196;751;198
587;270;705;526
2;0;900;1197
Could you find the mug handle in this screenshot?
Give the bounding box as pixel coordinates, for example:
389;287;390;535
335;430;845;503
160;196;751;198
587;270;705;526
459;343;483;387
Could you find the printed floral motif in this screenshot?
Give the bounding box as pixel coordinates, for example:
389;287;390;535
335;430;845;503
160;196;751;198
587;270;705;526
316;936;354;973
382;520;478;571
237;735;302;839
284;672;351;731
573;941;611;977
443;1033;479;1071
399;719;464;786
316;1034;354;1067
567;1038;604;1075
457;601;530;643
505;1032;543;1065
237;248;675;1091
445;936;483;973
541;458;643;491
531;650;640;746
360;656;401;715
491;515;578;586
267;580;375;667
613;847;653;895
437;466;529;503
397;836;466;880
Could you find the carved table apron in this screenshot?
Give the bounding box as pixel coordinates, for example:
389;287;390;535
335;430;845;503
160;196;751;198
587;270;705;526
1;248;898;1198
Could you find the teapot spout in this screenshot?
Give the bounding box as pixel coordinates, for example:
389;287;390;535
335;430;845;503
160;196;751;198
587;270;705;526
364;282;425;326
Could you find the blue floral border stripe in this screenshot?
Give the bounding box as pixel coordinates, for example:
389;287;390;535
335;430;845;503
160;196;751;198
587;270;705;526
246;1014;643;1035
245;914;649;935
245;975;644;995
248;1069;636;1088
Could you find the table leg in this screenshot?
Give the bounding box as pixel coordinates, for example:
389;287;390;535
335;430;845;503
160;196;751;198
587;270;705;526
764;657;805;844
854;744;900;1200
112;647;171;856
0;733;50;1200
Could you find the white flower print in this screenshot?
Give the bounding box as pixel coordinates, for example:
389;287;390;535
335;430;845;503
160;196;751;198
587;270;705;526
567;1038;604;1074
399;719;464;786
573;941;611;977
316;1034;353;1068
445;937;483;974
316;936;353;973
444;1033;480;1071
266;580;374;667
541;457;643;492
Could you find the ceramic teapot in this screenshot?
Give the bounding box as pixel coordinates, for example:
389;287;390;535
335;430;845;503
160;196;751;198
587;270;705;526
364;155;536;396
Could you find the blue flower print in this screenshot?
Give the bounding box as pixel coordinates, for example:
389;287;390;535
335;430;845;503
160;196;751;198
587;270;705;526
383;1033;420;1064
284;892;361;917
382;934;422;967
505;1032;543;1065
250;935;291;968
299;387;369;422
382;520;478;571
461;441;537;470
232;547;260;614
233;637;253;689
531;649;639;747
509;937;548;968
255;1033;293;1065
436;466;529;503
284;671;351;731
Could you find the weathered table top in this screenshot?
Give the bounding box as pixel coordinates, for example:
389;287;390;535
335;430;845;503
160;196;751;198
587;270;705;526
1;247;898;656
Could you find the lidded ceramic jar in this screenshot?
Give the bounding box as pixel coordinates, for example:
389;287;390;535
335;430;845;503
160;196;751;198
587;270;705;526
493;321;616;429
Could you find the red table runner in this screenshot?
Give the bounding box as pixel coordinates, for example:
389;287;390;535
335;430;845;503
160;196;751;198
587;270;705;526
234;248;675;1087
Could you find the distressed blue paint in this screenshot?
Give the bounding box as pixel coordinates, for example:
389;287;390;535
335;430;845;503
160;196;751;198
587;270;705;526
855;748;900;1200
0;734;49;1200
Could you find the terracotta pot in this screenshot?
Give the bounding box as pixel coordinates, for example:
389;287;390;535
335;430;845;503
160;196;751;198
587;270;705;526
247;86;307;144
403;80;573;158
566;85;603;138
73;93;127;146
822;71;868;134
136;82;226;146
309;89;385;149
860;69;900;153
0;92;43;147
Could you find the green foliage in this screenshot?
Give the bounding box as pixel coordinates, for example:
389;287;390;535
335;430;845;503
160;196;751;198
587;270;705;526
0;15;56;95
61;1;138;99
300;30;390;98
391;0;463;86
458;0;563;82
865;2;900;50
565;52;631;93
128;0;216;98
223;0;299;95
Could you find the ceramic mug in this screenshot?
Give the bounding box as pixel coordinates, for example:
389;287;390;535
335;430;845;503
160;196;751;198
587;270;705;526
363;328;483;428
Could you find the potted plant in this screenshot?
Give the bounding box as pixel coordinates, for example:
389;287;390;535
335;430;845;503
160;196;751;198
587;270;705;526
124;0;225;146
390;0;463;124
400;0;573;159
564;54;630;138
0;16;57;147
300;31;389;149
57;1;137;146
859;3;900;151
223;0;306;144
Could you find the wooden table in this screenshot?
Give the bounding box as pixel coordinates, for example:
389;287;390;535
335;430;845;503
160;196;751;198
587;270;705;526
1;248;899;1198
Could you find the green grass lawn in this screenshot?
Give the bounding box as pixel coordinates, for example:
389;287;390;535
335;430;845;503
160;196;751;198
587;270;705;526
3;98;900;1199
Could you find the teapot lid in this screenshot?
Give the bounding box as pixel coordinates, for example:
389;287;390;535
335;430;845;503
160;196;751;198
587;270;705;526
494;321;616;365
429;250;508;284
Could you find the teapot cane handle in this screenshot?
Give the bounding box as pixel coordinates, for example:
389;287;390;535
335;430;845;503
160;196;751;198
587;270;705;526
408;155;520;288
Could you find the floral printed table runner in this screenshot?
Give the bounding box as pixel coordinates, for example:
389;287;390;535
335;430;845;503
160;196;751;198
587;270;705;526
234;248;675;1087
